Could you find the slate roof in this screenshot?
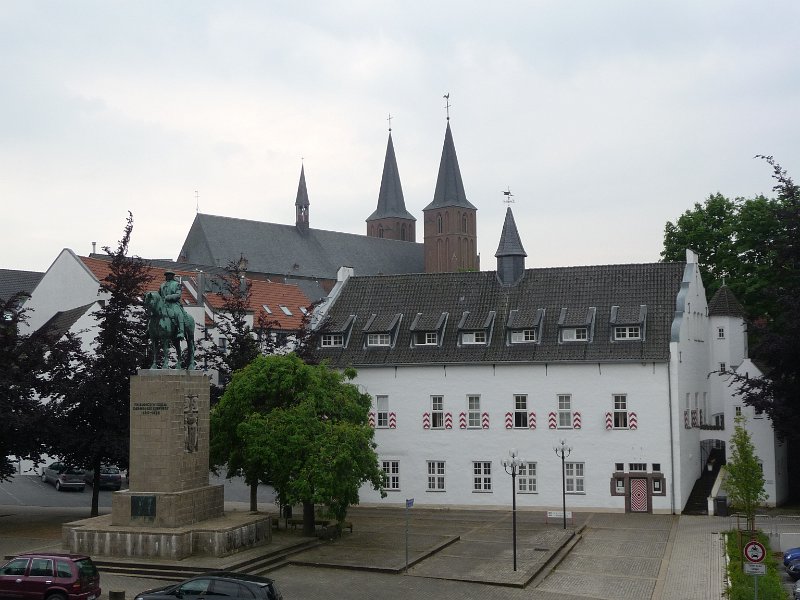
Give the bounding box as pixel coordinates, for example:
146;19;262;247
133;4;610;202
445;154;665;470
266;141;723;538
38;302;96;339
366;133;416;222
0;269;44;302
315;262;686;367
495;207;527;257
708;285;745;317
423;122;477;211
178;213;424;280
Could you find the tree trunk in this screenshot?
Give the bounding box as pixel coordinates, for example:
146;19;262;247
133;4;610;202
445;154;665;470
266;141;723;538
302;501;315;537
250;481;258;512
90;457;101;517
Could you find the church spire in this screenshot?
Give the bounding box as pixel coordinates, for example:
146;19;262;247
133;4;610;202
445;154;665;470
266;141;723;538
295;164;310;232
424;121;477;211
495;206;527;285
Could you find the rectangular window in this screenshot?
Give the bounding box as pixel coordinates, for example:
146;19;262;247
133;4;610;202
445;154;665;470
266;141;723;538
613;394;628;429
558;394;572;428
279;305;292;316
653;479;662;493
381;460;399;490
467;395;481;428
462;331;486;345
518;462;537;493
652;463;661;472
427;461;445;491
367;333;391;347
415;331;438;345
218;337;227;351
562;327;588;341
719;362;726;372
321;333;344;347
376;395;389;428
431;396;444;429
514;395;528;428
472;461;492;492
615;478;625;493
629;463;647;471
511;329;536;343
565;462;585;493
615;462;624;472
614;326;641;340
735;406;742;417
717;327;725;339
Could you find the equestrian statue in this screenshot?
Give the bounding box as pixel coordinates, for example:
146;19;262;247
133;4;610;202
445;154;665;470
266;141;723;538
144;270;195;370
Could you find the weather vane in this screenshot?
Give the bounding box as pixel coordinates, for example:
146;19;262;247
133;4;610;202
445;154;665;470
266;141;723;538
443;93;451;121
502;187;514;205
195;190;199;213
387;112;393;132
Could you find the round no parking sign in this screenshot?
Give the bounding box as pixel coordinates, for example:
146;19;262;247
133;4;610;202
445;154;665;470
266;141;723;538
744;540;766;563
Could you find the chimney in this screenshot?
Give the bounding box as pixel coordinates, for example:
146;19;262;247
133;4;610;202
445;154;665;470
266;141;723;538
92;242;96;254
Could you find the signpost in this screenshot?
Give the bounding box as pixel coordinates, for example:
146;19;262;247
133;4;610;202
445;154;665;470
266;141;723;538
744;539;766;599
405;498;414;572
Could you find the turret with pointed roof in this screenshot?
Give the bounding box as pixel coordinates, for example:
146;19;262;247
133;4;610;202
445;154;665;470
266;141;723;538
423;121;479;273
495;207;527;285
367;132;416;242
295;164;310;232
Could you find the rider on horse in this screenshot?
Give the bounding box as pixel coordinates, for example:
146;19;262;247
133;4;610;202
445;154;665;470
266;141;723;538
159;270;187;340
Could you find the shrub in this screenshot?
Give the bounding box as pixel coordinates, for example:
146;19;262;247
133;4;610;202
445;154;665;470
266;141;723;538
725;530;788;599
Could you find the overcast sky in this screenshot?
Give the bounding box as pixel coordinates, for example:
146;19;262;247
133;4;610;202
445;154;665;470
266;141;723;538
2;1;798;274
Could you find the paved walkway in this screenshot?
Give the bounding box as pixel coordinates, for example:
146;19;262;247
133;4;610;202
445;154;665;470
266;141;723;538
0;503;741;599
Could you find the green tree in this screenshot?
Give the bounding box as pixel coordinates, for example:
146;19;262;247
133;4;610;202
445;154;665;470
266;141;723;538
725;416;767;532
46;213;151;516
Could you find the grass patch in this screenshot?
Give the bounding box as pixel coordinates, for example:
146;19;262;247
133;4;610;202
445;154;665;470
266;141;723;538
725;529;788;599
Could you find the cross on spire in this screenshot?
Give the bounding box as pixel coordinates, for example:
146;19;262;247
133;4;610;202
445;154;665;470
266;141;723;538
443;93;451;121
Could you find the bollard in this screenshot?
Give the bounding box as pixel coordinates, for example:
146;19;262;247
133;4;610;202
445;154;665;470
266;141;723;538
109;591;125;600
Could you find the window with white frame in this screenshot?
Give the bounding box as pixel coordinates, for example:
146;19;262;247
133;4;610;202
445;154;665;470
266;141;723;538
321;333;344;347
367;333;391;347
472;461;492;492
461;330;486;345
376;395;389;428
562;327;588;341
381;460;399;490
629;463;647;471
518;462;537;493
717;327;725;339
218;337;228;351
614;326;641;340
427;461;445;491
564;462;585;493
653;479;662;493
467;395;481;428
511;329;537;343
415;331;438;346
514;395;528;428
613;394;628;429
558;394;572;428
615;478;625;493
431;396;444;429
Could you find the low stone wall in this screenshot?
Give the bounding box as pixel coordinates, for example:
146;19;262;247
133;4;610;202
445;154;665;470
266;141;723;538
111;485;225;528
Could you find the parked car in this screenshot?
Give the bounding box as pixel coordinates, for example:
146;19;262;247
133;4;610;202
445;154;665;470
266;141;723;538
41;462;86;492
788;559;800;581
786;546;800;566
134;572;283;600
0;552;100;600
83;466;123;490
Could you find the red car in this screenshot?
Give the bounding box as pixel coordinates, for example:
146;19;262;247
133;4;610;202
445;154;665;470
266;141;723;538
0;553;101;600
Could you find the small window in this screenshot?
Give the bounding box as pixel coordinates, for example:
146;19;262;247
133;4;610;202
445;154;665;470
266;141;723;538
299;306;308;315
279;305;292;316
461;331;486;345
653;479;662;493
652;463;661;472
613;394;628;429
735;406;742;417
562;327;588;341
614;326;641;340
218;337;227;351
427;461;445;490
431;396;444;429
511;329;536;343
462;214;468;233
367;333;391;347
261;304;272;314
467;395;481;428
376;395;389;428
437;214;443;234
719;363;726;372
629;463;647;471
415;331;438;345
514;395;528;428
558;394;572;428
321;333;344;347
717;327;725;339
518;462;537;493
472;461;492;492
615;462;624;472
615;478;625;493
382;460;400;490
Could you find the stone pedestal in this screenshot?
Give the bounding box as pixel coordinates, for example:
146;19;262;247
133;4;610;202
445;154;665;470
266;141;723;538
66;370;270;559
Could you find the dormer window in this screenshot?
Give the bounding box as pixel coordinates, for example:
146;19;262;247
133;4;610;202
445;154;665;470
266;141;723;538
409;312;448;348
415;331;438;345
362;313;403;349
322;334;344;347
558;307;595;343
562;327;588;341
457;310;494;347
461;331;486;345
511;329;536;343
367;333;391;346
614;326;641;340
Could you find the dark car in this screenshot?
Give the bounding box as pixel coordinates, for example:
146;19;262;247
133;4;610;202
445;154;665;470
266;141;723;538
41;462;86;492
0;552;101;600
788;559;800;581
786;546;800;566
134;572;282;600
83;466;123;490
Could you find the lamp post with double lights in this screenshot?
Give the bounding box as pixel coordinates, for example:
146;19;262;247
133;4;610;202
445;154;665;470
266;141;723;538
502;448;523;571
554;439;572;529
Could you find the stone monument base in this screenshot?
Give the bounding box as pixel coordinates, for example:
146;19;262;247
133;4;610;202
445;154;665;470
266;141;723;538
111;485;224;528
64;511;272;560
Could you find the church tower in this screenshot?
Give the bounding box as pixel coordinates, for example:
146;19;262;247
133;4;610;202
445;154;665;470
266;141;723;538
423;117;478;273
495;206;527;285
295;164;310;232
366;129;416;241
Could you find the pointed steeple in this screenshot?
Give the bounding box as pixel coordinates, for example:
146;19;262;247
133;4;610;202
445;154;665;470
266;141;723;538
295;164;310;232
495;207;526;285
708;285;745;317
367;133;416;222
424;121;476;211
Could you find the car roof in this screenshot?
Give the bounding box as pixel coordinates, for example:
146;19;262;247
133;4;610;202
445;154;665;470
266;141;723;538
15;553;92;560
203;571;276;585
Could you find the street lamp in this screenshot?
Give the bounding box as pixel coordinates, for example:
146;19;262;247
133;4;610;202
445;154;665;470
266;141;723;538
553;439;572;529
502;448;523;571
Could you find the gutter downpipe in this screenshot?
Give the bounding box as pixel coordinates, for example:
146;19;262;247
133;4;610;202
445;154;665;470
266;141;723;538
667;356;676;514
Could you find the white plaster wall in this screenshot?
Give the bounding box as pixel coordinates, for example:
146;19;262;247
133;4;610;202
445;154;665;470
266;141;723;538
355;361;674;512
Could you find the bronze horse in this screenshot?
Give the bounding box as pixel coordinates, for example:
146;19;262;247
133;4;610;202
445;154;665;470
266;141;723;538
143;290;195;370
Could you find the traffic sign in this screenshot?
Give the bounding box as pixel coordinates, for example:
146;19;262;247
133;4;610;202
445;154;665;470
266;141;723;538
744;540;766;563
406;498;414;509
744;563;766;576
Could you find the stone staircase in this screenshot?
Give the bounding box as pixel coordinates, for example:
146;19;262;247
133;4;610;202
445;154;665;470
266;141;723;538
683;448;724;515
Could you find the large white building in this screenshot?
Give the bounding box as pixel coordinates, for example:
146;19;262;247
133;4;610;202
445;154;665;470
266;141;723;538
314;208;787;514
